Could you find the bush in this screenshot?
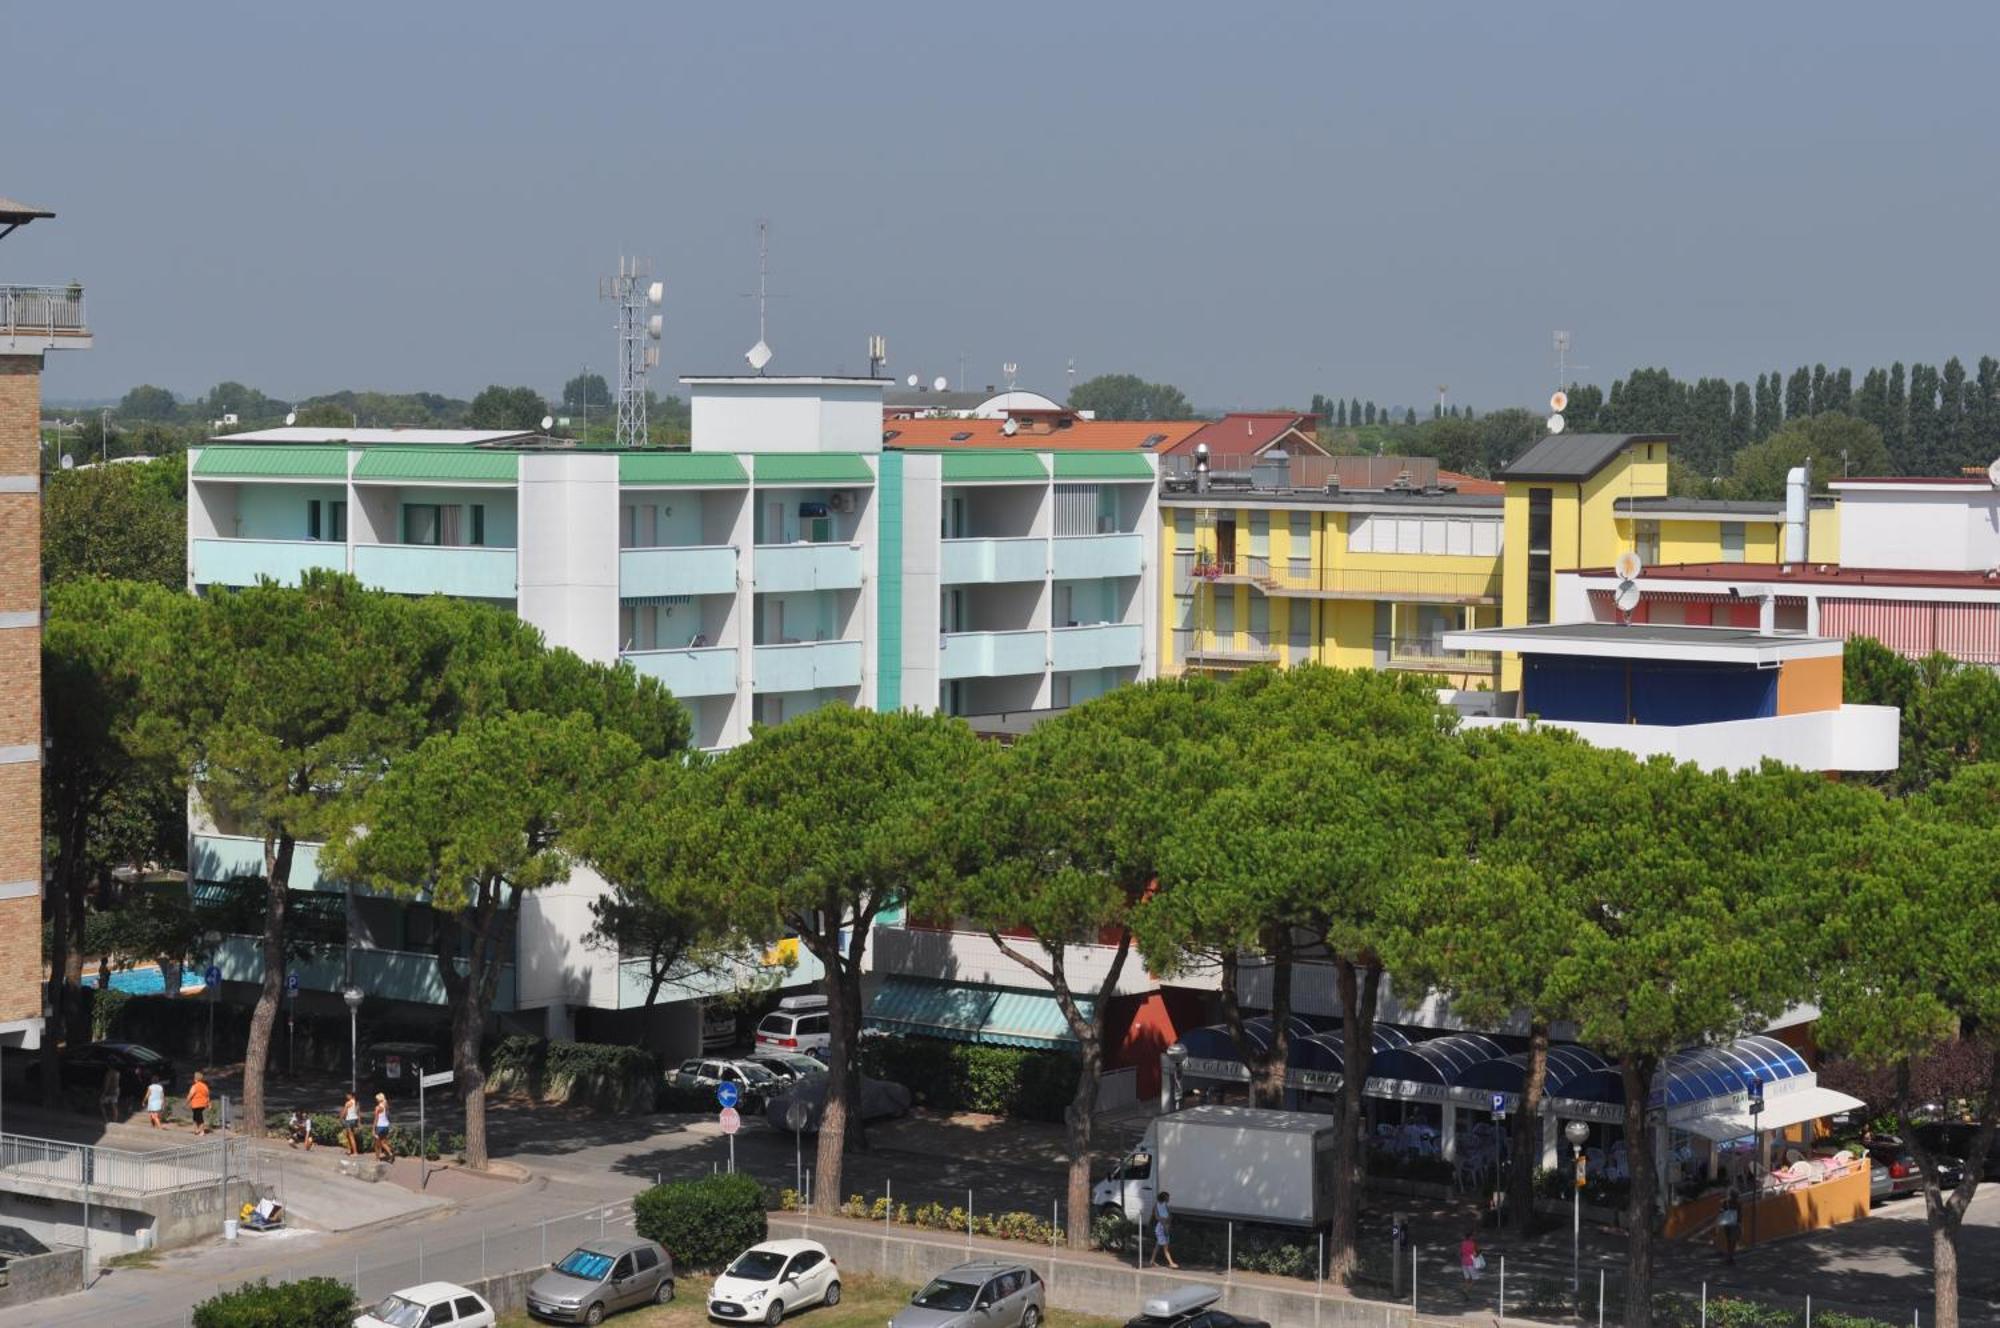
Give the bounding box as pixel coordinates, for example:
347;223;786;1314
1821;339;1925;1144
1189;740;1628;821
546;1040;658;1112
854;1037;1078;1121
487;1033;545;1097
633;1172;767;1271
192;1276;355;1328
91;987;133;1042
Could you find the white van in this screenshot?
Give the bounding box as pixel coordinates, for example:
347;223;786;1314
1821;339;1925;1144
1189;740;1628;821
755;994;831;1055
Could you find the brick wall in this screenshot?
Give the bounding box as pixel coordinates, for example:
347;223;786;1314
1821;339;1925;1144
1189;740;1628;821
0;355;43;1032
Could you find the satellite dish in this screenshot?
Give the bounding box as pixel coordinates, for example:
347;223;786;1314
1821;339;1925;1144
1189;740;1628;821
745;340;774;372
1002;418;1019;436
1549;390;1569;413
906;373;919;388
1614;580;1642;613
284;411;298;426
932;376;949;392
646;280;664;306
60;454;74;470
1615;550;1644;581
647;314;664;340
540;415;554;432
1546;412;1566;434
644;346;660;368
1987;457;2000;488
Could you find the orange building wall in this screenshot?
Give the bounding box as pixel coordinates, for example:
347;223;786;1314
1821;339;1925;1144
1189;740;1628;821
1777;654;1842;715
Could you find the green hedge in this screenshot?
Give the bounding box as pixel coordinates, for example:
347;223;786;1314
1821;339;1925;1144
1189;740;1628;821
487;1033;545;1097
855;1037;1077;1121
192;1276;355;1328
633;1172;767;1271
489;1036;657;1112
91;987;133;1042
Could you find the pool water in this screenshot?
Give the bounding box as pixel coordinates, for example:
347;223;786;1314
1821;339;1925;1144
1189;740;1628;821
80;966;205;996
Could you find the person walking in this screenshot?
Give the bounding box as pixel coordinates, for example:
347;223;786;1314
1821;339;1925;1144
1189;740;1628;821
1718;1187;1742;1265
372;1092;394;1163
144;1075;167;1129
1151;1192;1179;1270
98;1065;121;1124
1459;1230;1483;1281
187;1071;212;1136
340;1092;361;1155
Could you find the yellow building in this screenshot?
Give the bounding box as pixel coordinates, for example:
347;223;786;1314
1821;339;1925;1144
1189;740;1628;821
1160;434;1835;692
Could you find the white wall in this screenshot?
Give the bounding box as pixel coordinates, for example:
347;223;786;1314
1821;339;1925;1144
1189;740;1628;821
518;453;620;663
900;453;944;713
871;925;1157;998
689;380;886;454
1839;489;2000;571
1461;704;1899;773
515;862;620;1022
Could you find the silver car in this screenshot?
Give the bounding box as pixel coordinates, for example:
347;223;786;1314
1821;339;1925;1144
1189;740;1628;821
525;1237;672;1324
889;1260;1045;1328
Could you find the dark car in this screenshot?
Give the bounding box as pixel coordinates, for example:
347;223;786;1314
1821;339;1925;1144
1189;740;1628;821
1912;1123;2000;1181
745;1052;827;1086
764;1074;911;1132
1866;1139;1965;1200
29;1041;176;1106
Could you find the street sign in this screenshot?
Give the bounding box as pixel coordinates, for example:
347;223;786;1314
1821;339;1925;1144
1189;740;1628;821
785;1100;809;1133
420;1070;453;1089
386;1055;402;1080
1491;1092;1508;1115
719;1106;741;1135
286;973;300;996
715;1081;740;1109
205;965;222;988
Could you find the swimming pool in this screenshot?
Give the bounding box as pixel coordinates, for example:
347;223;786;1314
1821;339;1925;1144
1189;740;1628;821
81;966;205;996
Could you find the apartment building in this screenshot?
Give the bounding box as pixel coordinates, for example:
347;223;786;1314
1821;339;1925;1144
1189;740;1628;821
0;198;91;1052
186;374;1155;1046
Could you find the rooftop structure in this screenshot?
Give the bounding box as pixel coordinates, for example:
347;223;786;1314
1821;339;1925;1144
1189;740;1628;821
1501;433;1675;481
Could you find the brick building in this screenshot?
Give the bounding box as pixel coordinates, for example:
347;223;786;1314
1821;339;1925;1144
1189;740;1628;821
0;197;91;1047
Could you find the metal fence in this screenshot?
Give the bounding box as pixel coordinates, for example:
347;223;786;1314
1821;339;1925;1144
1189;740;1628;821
0;1131;229;1195
0;283;88;337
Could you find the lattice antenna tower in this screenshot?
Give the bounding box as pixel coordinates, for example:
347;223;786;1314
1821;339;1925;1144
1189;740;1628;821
601;256;664;447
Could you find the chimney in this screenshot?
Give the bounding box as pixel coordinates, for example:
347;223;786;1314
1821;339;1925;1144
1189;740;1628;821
1784;460;1810;562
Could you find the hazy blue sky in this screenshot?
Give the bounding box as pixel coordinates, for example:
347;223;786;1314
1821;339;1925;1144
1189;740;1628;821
9;2;1999;414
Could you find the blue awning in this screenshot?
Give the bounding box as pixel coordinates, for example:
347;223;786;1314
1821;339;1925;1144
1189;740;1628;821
1455;1045;1613;1099
865;977;1089;1051
1652;1035;1808;1110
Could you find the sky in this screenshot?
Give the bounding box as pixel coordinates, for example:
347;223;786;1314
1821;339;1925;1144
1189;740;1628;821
8;2;2000;415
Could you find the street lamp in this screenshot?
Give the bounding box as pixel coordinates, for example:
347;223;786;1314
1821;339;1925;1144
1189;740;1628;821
342;987;364;1095
1162;1043;1188;1113
1565;1119;1591;1293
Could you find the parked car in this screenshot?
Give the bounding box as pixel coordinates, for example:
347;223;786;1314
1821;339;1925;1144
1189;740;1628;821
1912;1123;2000;1180
663;1057;782;1102
889;1259;1045;1328
754;995;831;1055
746;1052;827;1085
1121;1284;1268;1328
763;1074;912;1132
1866;1139;1964;1200
28;1041;176;1105
701;1001;739;1052
526;1237;673;1323
353;1281;495;1327
707;1238;839;1323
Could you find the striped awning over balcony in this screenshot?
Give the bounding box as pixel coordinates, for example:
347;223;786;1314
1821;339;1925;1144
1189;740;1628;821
865;976;1090;1051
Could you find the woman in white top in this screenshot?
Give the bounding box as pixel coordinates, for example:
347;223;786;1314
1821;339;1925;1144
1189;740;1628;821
144;1077;167;1129
373;1094;394;1162
341;1092;360;1155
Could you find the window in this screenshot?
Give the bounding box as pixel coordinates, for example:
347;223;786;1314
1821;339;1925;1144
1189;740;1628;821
1212;589;1235;636
1052;673;1072;708
1721;521;1746;563
1172;514;1195;555
1347;513;1498;557
1055;484;1102;537
1527;488;1553;625
452;1298;483;1318
612;1255;635;1280
634;1248;659;1272
1288;601;1311;651
1288;512;1311;577
469;504;486;546
1248;511;1270;557
404;504;442;546
1248;591;1269;644
308;499;347;541
1634;520;1661;568
423;1304;454;1327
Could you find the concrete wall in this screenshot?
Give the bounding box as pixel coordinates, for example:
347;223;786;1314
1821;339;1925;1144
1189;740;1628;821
1461;704;1900;774
519;452;620;664
1837;487;2000;571
0;1245;84;1309
0;1176;260;1258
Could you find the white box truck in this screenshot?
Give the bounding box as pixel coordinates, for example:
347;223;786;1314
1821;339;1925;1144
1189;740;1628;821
1091;1105;1339;1229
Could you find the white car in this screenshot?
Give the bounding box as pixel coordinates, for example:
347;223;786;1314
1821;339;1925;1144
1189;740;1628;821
754;995;831;1056
707;1238;840;1324
354;1281;495;1328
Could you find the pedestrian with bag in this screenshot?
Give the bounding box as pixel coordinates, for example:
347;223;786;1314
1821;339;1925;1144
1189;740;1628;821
144;1075;167;1129
1718;1187;1742;1265
1459;1230;1483;1281
1151;1191;1179;1270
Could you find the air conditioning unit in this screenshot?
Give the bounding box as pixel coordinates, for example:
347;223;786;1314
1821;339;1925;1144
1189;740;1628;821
828;491;856;514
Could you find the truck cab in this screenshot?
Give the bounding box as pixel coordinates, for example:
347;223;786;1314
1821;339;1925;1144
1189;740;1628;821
1092;1132;1158;1223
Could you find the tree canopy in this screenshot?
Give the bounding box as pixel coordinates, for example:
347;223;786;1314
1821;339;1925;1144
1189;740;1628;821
1067;373;1193;421
44;457;187;590
467;384;548;431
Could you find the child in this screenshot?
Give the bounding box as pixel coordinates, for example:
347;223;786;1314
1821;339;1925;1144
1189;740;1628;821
288;1107;314;1150
1460;1230;1483;1281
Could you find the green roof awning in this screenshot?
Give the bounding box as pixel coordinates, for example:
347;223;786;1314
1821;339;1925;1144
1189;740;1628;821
865;977;1088;1051
1054;453;1154;481
754;454;875;486
943;452;1048;483
352;449;518;483
620;452;749;486
193;447;348;480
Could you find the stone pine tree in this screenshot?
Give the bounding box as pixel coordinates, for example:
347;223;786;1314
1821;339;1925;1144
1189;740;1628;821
1885;361;1909;464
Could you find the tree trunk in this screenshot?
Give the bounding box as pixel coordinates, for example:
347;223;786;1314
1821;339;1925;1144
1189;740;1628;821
1253;935;1294;1109
240;832;294;1134
1619;1055;1659;1328
1509;1021;1550;1239
813;961;856;1214
1932;1215;1963;1328
1903;1049;1998;1328
435;879;508;1171
1328;957;1381;1284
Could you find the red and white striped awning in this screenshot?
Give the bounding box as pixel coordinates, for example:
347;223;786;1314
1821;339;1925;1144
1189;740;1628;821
1817;598;2000;664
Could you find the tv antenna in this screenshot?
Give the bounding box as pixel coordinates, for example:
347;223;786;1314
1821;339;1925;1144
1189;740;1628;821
1553;330;1588;393
600;256;662;447
742;219;782;374
1003;362;1018;391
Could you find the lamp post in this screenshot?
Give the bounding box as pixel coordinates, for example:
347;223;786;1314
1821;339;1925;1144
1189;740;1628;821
1162;1042;1188;1113
1565;1119;1590;1293
342;987;364;1096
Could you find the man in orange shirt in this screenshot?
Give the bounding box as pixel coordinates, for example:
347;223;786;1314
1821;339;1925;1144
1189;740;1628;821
187;1071;212;1136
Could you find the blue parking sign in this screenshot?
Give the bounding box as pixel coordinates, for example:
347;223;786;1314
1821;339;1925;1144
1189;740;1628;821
205;965;222;988
1491;1092;1507;1115
716;1081;740;1109
286;972;300;996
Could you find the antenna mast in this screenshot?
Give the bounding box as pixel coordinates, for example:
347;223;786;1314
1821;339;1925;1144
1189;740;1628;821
601;256;663;447
742;220;778;373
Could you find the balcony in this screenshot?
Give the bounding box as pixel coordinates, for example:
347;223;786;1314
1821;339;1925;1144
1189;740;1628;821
1202;557;1500;604
1052;622;1143;672
1172;629;1280;671
1052;533;1144;580
216;936;517;1011
754;542;862;593
1;283;91;351
623;646;740;698
192;537;345;588
940;537;1046;585
940;630;1046;680
619;545;738;598
1379;633;1500;677
753;639;864;692
353;543;517;599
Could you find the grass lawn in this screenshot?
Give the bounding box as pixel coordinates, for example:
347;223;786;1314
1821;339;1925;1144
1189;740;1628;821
497;1272;1126;1327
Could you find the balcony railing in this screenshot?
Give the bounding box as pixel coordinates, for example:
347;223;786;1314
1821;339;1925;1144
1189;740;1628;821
217;936;517;1010
1378;633;1499;674
754;542;862;593
1171;628;1281;668
1160;452;1440;492
1052;532;1143;580
752;639;864;692
623;645;740;697
940;629;1046;680
192;537;346;588
1;284;88;339
619;545;737;598
1186;555;1499;603
940;537;1046;585
1051;622;1143;672
353;543;517;599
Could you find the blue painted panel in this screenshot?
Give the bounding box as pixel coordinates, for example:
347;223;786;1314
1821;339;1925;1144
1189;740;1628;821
353;544;517;599
192;539;346;588
619;546;738;598
1523;657;1778;727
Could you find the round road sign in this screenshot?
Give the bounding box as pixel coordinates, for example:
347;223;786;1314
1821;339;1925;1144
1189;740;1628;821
715;1081;741;1109
205;965;222;988
719;1106;742;1135
785;1100;810;1133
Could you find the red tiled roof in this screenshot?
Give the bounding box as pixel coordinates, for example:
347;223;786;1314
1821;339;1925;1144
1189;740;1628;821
1439;470;1504;496
1162;412;1322;457
1577;561;2000;591
882;418;1203;452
